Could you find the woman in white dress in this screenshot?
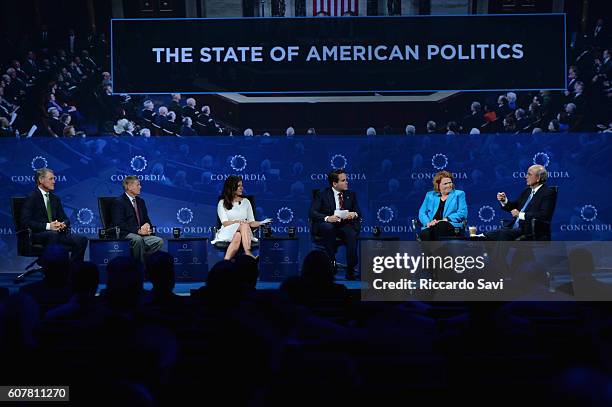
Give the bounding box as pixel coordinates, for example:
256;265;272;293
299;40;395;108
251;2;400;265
213;175;264;260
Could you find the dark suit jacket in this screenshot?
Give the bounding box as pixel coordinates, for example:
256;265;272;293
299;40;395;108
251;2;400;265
154;115;169;128
197;114;222;135
20;188;70;233
310;188;361;231
169;101;183;119
111;194;152;238
182;106;198;120
180;125;197;136
502;184;556;233
462;113;484;132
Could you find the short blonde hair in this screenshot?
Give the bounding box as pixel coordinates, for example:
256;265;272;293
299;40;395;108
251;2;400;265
432;171;453;193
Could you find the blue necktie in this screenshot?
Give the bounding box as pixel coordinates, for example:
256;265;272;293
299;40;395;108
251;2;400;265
513;190;535;229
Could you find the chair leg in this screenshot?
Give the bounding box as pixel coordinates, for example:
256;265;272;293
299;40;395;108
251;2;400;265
13;264;42;284
25;258;39;270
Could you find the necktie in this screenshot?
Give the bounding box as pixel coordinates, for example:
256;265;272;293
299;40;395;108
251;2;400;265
132;198;141;226
44;193;52;222
338;192;345;210
513;190;535;229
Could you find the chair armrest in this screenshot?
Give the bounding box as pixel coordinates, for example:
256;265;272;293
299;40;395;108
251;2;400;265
531;218;552;241
98;226;120;239
16;228;33;252
16;228;32;238
411;218;421;241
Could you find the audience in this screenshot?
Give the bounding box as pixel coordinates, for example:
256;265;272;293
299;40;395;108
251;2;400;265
0;239;610;406
0;22;608;137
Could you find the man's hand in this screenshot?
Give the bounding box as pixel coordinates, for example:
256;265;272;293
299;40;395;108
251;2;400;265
50;220;64;231
138;222;152;235
510;209;520;217
326;215;341;223
346;212;358;220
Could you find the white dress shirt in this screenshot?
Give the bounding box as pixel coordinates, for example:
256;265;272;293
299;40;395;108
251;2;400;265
501;184;542;220
324;188;357;222
39;187;52;230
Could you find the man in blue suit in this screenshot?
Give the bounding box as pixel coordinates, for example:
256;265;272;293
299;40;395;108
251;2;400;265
310;169;361;280
111;176;163;263
20;168;88;261
418;171;468;241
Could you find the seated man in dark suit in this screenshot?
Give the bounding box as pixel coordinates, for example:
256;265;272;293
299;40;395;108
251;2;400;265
20;168;88;261
486;165;556;241
309;169;361;280
111;175;164;263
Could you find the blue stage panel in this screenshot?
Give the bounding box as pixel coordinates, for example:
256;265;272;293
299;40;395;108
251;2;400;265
0;135;610;271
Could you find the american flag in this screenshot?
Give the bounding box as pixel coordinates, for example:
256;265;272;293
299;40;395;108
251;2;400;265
308;0;361;16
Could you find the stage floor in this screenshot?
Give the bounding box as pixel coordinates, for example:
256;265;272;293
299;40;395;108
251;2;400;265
0;271;364;296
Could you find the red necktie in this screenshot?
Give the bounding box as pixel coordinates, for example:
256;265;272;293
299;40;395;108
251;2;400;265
338;193;345;210
132;199;141;226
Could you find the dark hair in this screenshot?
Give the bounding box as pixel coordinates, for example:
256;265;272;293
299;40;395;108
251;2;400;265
327;169;346;186
222;175;242;210
234;254;259;290
145;251;175;294
70;261;99;296
301;250;333;283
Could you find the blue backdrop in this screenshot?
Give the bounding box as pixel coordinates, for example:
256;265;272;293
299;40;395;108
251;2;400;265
0;134;610;271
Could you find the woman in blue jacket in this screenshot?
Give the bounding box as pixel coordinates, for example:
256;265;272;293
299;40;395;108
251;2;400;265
418;171;468;241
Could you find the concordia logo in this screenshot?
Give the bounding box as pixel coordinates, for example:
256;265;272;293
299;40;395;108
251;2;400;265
478;205;495;223
77;208;94;225
411;153;467;179
31;156;48;171
513;152;570;179
156;207;208;235
211;154;266;181
330;154;348;169
310;153;366;181
580;204;597;222
12;156;66;182
431;153;448;170
130;155;148;172
111;155;167;182
276;207;294;224
560;204;611;232
230;154;247;172
176;207;194;225
376;206;394;224
476;205;499;232
71;208;97;234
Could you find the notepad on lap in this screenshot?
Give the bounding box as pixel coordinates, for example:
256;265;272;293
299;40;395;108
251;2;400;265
334;210;349;219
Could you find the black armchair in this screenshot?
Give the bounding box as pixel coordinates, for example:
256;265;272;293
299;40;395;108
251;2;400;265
11;196;46;281
97;196;121;239
211;194;259;251
411;218;468;241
